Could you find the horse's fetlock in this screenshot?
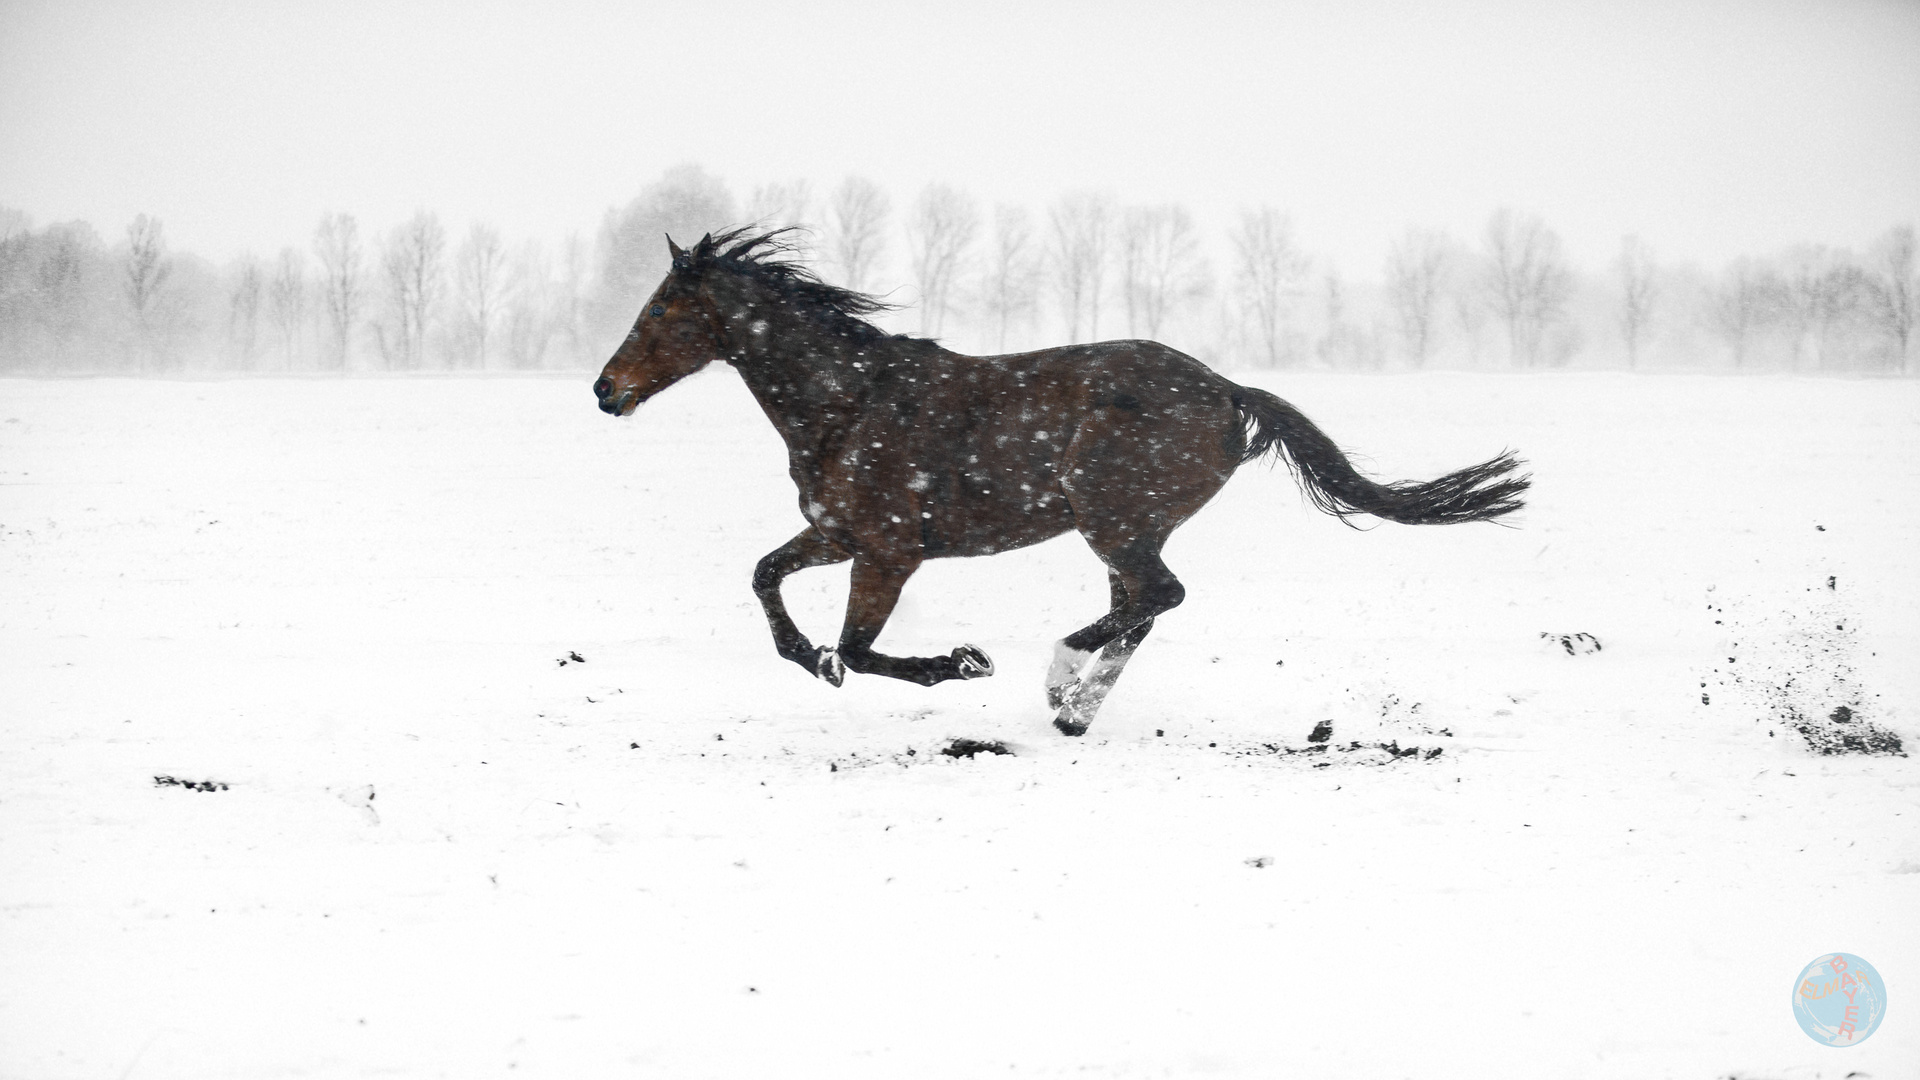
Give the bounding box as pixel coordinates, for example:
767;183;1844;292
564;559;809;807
838;645;879;673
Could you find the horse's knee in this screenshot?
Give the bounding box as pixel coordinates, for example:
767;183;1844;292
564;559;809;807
751;555;784;596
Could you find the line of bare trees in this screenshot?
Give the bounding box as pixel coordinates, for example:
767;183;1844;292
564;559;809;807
2;169;1914;375
1372;216;1913;374
0;204;595;374
751;178;1910;375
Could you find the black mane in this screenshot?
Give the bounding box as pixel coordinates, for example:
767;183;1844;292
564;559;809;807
685;227;907;342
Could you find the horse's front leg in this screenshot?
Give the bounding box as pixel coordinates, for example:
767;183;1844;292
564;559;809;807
838;554;995;686
753;529;852;685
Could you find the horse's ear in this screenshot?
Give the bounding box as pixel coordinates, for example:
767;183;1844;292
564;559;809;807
666;235;687;264
693;232;716;258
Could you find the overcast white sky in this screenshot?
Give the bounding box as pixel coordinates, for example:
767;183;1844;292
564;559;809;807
2;0;1916;276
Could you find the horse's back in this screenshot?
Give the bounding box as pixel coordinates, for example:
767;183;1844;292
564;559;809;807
971;338;1231;390
948;339;1246;546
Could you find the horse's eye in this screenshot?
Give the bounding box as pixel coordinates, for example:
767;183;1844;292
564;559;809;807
650;304;666;318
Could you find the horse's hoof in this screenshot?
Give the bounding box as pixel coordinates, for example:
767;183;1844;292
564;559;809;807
813;647;845;687
1053;714;1090;737
953;644;994;679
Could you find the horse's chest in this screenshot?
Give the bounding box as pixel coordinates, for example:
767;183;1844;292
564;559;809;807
790;434;919;534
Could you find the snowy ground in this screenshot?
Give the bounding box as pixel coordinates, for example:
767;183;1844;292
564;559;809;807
3;368;1917;1079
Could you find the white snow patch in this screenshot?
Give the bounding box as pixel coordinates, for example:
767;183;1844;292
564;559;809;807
1;371;1916;1078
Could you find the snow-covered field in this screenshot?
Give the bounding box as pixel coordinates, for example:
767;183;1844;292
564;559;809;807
3;368;1917;1079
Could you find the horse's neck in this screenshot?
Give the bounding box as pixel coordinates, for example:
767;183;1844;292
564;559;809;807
725;329;883;456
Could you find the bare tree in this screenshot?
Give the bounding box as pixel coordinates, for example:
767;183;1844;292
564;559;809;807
0;205;26;246
378;209;446;369
1819;264;1874;370
1118;204;1208;341
1710;257;1784;369
501;239;554;370
825;176;889;293
0;214;36;369
980;203;1042;351
1230;207;1309;366
266;247;306;369
1318;271;1344;367
227;255;263;368
1385;227;1451;366
553;232;590;366
1868;224;1916;371
1118;205;1156;339
1779;246;1828;369
1315;270;1381;370
1784;246;1882;370
1049;192;1114;343
1615;235;1658;369
454;221;507;368
746;180;817;257
124;214;172;370
907;183;978;336
1481;208;1571;367
312;212;363;370
1452;283;1491;366
595;165;735;345
32;224;97;364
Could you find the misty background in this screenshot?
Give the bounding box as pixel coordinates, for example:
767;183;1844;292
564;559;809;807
1;0;1916;376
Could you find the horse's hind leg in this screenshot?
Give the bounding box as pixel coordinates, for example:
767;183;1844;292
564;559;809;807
836;555;995;686
1047;569;1130;708
1047;539;1186;736
753;529;852;685
1053;617;1157;736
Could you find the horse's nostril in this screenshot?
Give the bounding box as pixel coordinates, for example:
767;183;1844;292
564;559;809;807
593;377;612;399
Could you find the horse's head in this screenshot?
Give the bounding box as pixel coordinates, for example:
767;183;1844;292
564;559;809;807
593;234;726;417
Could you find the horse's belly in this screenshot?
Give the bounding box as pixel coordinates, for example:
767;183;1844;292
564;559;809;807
920;485;1076;558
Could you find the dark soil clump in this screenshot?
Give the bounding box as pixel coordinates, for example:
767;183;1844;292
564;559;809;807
1542;632;1602;655
1704;577;1904;758
1239;739;1443;765
1790;705;1906;757
942;738;1014;759
154;775;228;792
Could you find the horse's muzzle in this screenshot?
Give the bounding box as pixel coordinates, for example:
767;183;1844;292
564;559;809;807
593;377;637;416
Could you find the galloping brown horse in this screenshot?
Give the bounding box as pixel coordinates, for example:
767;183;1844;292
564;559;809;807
594;229;1527;735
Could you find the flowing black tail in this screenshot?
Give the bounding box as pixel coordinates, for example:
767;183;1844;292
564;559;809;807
1230;385;1529;525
